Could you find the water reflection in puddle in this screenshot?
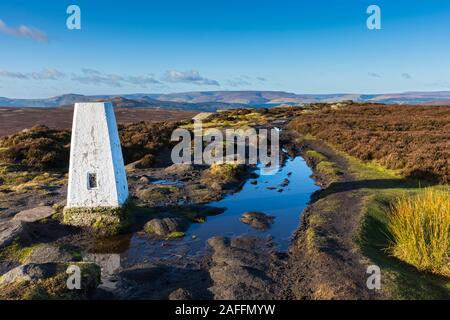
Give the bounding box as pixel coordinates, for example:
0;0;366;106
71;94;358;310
85;156;319;270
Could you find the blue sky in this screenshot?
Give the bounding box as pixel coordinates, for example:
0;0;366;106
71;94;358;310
1;0;450;98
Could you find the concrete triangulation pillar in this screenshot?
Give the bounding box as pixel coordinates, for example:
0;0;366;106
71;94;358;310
64;102;129;236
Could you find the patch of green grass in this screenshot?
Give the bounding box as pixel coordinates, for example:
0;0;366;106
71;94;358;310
305;228;327;253
0;166;66;195
144;223;155;235
316;161;342;182
388;188;449;277
0;241;36;263
358;190;450;299
165;231;185;240
305;150;327;162
58;244;82;261
153;184;180;192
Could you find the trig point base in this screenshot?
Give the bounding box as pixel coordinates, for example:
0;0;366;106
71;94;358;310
63;102;129;236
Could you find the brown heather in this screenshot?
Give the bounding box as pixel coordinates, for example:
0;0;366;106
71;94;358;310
288;104;450;184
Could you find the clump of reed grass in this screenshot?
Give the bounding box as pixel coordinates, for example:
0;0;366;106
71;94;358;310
388;188;450;277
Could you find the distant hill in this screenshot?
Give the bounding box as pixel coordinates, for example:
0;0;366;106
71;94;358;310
1;90;450;111
0;94;243;112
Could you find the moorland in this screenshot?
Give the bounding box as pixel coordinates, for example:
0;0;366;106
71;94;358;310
0;102;448;300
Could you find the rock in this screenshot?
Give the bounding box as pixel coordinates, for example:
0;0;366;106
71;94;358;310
0;220;25;249
164;163;194;175
279;178;290;187
0;262;101;299
24;244;75;264
168;288;193;300
207;235;279;300
125;159;141;172
53;199;67;210
83;253;121;275
135;189;154;201
240;212;274;230
209;182;222;192
0;263;56;286
250;180;258;185
13;206;54;223
144;217;187;236
139;176;151;184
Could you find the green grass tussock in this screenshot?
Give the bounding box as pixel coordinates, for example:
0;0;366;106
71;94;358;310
388;188;450;277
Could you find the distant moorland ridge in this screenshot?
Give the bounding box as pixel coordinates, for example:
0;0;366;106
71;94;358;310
1;90;450;111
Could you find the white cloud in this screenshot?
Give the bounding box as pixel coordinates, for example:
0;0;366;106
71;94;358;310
368;72;381;78
401;73;412;80
71;69;124;87
126;74;161;87
162;70;220;86
30;68;66;80
0;19;48;42
71;68;162;88
0;70;29;79
225;76;252;87
0;68;65;80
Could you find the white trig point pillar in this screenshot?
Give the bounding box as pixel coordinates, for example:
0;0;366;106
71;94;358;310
64;102;129;236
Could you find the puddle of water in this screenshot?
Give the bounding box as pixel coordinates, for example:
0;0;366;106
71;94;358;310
122;156;319;264
151;180;183;186
186;156;319;250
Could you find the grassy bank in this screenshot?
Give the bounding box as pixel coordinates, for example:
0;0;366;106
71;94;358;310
300;133;449;299
344;151;449;299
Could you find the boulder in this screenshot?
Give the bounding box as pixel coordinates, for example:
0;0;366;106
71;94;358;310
279;178;290;187
24;244;75;264
138;176;151;184
135;189;154;201
144;217;187;236
13;206;54;223
206;236;278;300
0;263;56;286
0;220;25;249
240;212;274;230
168;288;193;300
0;262;101;300
164;163;194;175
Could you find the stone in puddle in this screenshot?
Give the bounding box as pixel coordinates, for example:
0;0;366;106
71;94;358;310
13;206;54;223
144;217;187;236
279;178;290;187
0;220;25;249
240;212;274;230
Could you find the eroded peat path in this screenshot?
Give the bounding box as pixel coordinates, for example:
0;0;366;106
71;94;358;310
281;136;379;300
